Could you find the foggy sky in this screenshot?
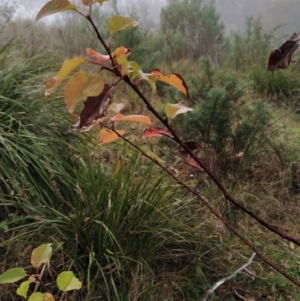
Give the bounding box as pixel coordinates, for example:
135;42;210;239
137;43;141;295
11;0;300;36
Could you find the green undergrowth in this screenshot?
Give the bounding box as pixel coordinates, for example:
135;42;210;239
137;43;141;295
1;14;300;301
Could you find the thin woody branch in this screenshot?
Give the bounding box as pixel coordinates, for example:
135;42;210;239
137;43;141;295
123;76;300;247
104;125;300;287
84;13;300;287
202;253;257;301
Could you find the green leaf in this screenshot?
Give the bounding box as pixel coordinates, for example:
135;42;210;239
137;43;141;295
36;0;77;22
57;271;82;291
17;277;35;298
31;244;52;269
116;55;156;92
56;57;86;85
165;102;193;119
28;292;55;301
64;71;104;114
108;15;139;36
0;268;26;284
146;151;165;164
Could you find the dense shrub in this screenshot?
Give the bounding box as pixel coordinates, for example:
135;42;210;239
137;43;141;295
160;0;225;61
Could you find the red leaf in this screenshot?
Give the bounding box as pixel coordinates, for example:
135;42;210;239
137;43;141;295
186;157;204;172
142;126;173;138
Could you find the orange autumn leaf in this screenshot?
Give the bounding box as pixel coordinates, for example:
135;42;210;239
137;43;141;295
99;129;125;144
110;113;152;125
149;69;190;98
112;46;132;59
86;48;109;62
87;46;131;63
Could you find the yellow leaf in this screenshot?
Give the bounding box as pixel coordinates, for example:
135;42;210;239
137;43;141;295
108;15;139;36
45;293;55;301
149;69;190;98
36;0;77;22
64;71;104;113
110;113;151;125
99;129;125;144
56;57;86;84
28;292;55;301
17;278;35;298
56;271;82;291
165;102;193;119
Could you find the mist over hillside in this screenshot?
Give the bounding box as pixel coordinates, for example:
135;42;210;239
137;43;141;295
9;0;300;37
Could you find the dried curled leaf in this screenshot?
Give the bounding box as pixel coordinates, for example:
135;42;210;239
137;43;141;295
268;32;300;71
64;71;104;114
179;141;205;172
178;152;204;172
149;69;190;98
69;84;113;132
